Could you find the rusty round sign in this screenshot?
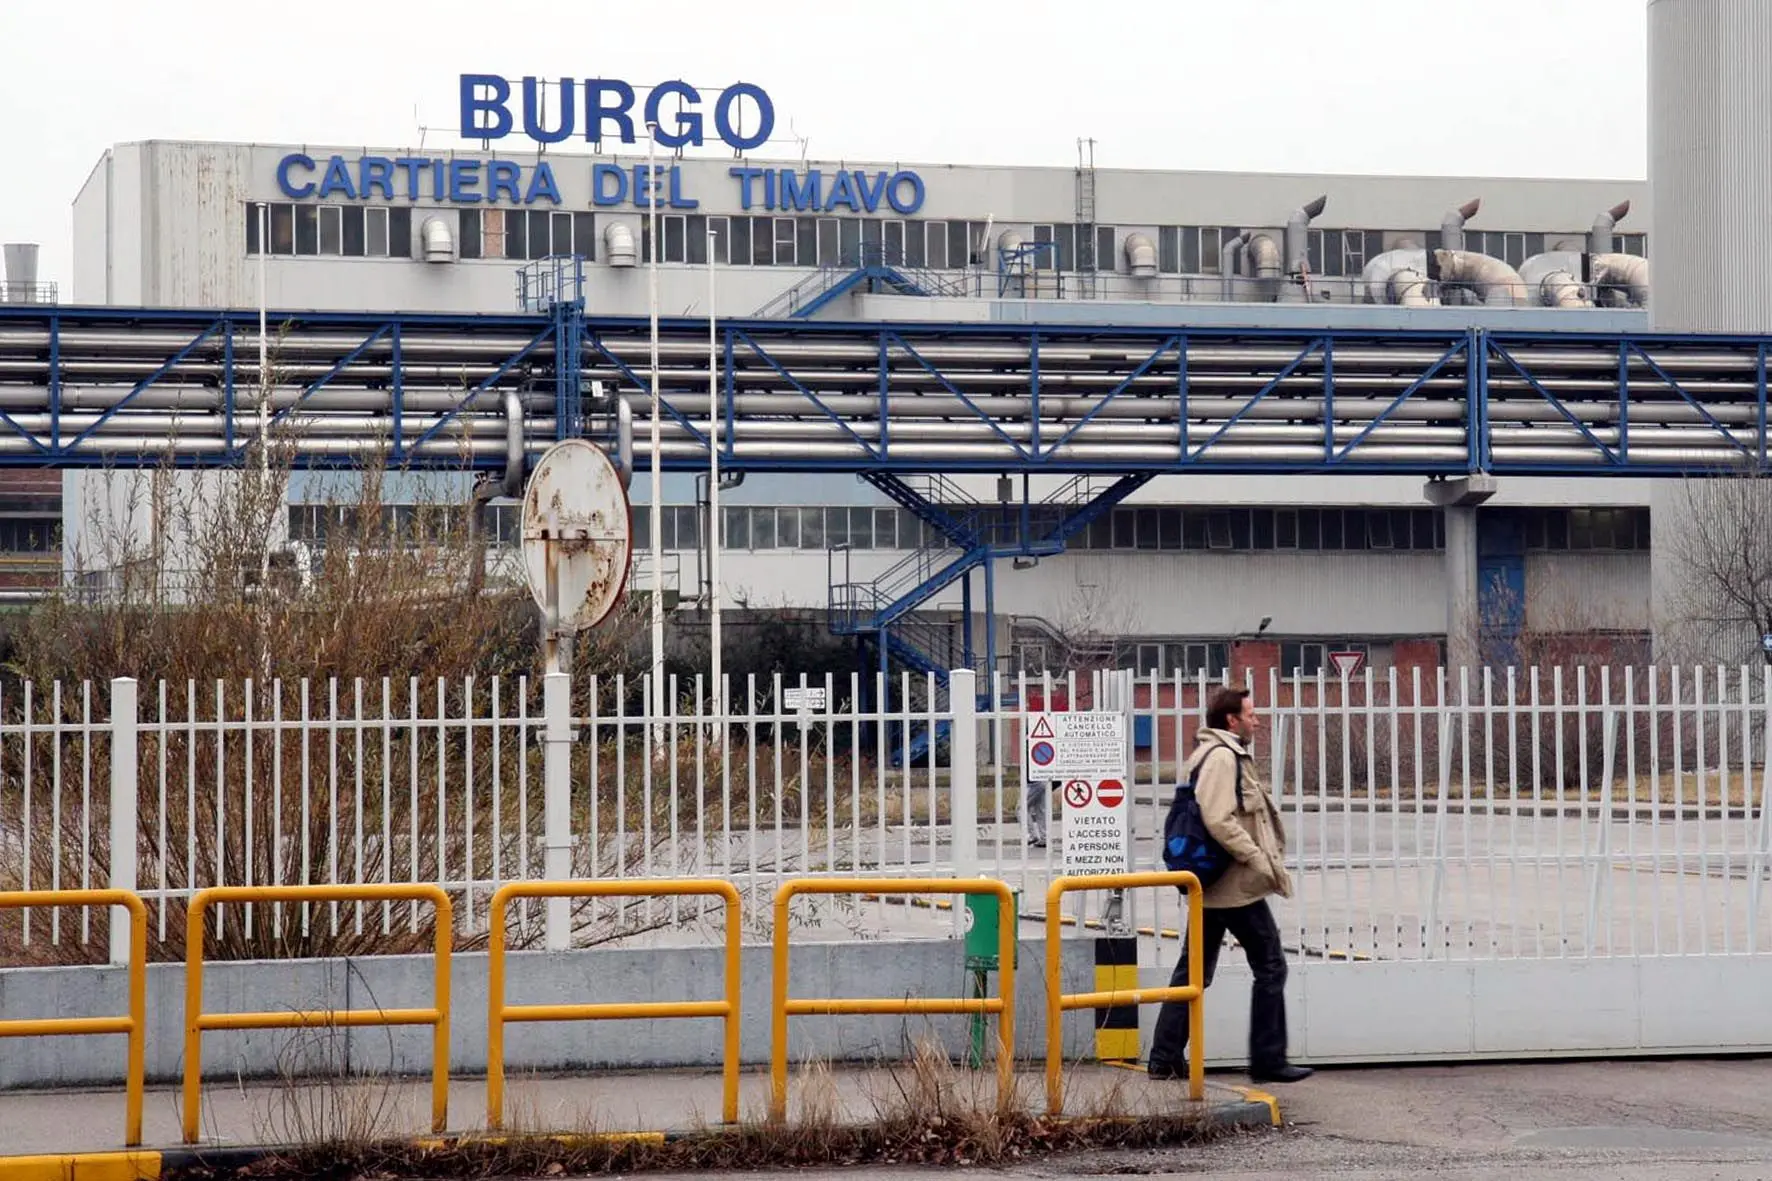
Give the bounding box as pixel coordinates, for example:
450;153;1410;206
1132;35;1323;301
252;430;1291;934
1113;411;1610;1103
521;439;633;633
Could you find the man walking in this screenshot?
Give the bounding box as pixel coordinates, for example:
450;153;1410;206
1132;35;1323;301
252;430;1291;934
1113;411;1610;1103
1148;687;1311;1085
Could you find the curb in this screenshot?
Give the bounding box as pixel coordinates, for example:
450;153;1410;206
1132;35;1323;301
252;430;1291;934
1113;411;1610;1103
0;1093;1278;1180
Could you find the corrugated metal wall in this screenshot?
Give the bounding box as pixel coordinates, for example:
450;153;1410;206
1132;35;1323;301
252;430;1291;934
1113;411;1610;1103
1649;0;1772;333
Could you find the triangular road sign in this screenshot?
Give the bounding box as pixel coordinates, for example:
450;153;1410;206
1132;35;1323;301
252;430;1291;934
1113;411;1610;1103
1329;651;1365;679
1030;715;1055;738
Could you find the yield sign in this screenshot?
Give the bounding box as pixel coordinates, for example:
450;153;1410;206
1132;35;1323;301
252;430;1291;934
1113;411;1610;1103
1329;650;1366;679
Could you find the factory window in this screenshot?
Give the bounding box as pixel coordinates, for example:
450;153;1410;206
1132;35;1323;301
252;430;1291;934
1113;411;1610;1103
1156;226;1230;275
462;209;595;261
1281;640;1370;678
246;203;412;258
1614;233;1649;257
1520;507;1650;551
0;515;60;553
1306;229;1384;277
1426;230;1545;269
1086;507;1442;553
1123;641;1230;679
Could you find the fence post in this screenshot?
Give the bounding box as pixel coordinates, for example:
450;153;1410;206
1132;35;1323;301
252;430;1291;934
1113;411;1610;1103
950;669;979;901
542;671;573;950
109;677;138;968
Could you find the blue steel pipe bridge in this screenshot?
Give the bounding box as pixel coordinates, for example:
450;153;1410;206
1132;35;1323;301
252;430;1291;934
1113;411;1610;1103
5;276;1772;757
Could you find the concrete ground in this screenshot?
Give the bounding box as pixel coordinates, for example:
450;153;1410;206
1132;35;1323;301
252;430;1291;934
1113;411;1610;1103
0;1062;1268;1157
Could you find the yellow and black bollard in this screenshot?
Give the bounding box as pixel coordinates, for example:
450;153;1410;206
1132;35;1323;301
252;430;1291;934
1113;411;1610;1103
1092;935;1140;1063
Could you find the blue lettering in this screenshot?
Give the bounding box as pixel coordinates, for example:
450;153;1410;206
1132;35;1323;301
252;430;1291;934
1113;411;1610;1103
448;159;482;203
886;171;925;216
763;169;776;210
646;81;703;149
522;76;574;144
593;163;629;207
728;166;764;210
276;153;316;199
460;73;513;140
823;170;859;213
524;162;561;205
314;155;356;199
358;156;395;200
854;171;888;214
631;164;661;208
393;157;427;200
586;79;637;145
780;170;820;213
487;161;523;204
667;166;698;210
714;82;773;152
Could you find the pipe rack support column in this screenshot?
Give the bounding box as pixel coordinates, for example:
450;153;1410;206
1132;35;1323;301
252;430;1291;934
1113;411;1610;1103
1424;476;1497;675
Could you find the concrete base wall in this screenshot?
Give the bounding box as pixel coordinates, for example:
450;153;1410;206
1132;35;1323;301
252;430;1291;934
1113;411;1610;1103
0;939;1096;1091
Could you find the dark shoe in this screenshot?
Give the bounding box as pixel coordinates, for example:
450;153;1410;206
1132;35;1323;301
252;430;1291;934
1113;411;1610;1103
1145;1060;1187;1081
1250;1064;1313;1084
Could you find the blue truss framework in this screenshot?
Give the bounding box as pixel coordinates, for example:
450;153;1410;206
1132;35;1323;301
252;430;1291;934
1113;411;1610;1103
8;300;1772;714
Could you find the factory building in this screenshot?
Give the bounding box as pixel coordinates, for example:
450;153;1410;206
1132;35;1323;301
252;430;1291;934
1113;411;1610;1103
49;128;1671;678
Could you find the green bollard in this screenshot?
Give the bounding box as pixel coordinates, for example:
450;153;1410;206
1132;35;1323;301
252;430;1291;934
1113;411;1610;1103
963;890;1019;1069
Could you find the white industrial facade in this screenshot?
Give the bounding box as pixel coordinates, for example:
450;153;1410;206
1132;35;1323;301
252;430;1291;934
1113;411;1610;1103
63;138;1666;675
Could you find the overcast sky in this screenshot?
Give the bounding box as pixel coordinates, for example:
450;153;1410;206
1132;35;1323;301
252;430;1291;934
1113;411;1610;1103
1;0;1648;291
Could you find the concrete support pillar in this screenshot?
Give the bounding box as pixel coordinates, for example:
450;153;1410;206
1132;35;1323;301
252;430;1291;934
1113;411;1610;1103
1425;476;1498;673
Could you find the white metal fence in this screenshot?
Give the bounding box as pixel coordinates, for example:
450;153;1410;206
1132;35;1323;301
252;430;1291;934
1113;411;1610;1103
1;664;1768;965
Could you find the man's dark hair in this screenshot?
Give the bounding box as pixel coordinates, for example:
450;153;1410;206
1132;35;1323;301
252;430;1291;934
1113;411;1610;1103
1206;687;1251;731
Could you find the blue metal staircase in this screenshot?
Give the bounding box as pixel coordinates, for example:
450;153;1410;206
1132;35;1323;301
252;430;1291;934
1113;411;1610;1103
828;471;1156;766
753;246;977;319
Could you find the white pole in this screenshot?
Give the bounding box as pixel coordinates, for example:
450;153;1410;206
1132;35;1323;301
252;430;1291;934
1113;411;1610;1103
647;126;665;724
708;229;723;720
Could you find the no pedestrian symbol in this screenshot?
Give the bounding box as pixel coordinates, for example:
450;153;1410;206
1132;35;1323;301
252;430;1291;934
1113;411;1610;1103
1063;780;1094;809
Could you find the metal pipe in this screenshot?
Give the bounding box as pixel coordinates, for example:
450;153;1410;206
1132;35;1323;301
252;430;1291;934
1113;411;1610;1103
707;227;723;720
647;123;665;720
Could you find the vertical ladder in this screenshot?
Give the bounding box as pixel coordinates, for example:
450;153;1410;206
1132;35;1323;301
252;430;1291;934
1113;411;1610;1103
1075;137;1099;301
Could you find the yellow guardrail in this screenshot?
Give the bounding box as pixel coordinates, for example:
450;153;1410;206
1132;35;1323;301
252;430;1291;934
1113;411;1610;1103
1044;871;1206;1114
770;877;1016;1123
0;889;147;1146
181;884;454;1145
486;879;743;1130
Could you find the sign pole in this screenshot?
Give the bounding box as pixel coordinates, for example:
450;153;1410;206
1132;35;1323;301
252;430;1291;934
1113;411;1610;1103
708;228;723;722
646;123;665;730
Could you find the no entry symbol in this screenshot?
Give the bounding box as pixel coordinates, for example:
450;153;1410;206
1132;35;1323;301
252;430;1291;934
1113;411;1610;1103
1097;779;1125;808
1063;779;1094;809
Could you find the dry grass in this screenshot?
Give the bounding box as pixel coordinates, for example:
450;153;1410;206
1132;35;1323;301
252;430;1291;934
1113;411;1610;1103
177;1039;1225;1180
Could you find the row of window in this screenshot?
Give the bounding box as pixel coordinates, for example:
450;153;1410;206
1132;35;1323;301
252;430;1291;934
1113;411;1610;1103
246;203;414;258
285;504;1653;557
1115;639;1380;679
240;202;1651;278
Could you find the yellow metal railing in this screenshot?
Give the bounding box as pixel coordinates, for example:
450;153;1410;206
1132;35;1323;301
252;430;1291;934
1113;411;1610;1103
486;879;743;1129
181;884;454;1145
1044;872;1206;1114
770;877;1016;1123
0;889;147;1145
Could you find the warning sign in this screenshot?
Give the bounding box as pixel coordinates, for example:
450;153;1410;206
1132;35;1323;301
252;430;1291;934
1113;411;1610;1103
1061;774;1131;876
1022;711;1127;783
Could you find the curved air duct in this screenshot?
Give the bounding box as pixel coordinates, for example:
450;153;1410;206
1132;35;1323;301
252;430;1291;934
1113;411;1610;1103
1433;248;1529;307
1123;232;1158;278
1519;251;1593;308
1442;198;1481;254
1590;200;1631;256
1219;231;1249;301
1592;252;1650;307
1361;250;1438;306
604;222;638;268
1244;233;1282;279
1283;195;1329;301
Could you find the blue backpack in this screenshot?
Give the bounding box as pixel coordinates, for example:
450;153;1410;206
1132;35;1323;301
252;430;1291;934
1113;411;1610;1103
1160;741;1244;886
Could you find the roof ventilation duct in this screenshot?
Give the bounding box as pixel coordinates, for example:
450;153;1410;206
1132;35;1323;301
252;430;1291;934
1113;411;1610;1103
1282;195;1328;301
1432;249;1529;307
1591;252;1650;308
1441;198;1481;254
1520;251;1593;308
1244;232;1282;280
1123;232;1158;278
604;222;638;268
1361;249;1439;306
420;217;455;263
1589;199;1631;256
1219;231;1249;301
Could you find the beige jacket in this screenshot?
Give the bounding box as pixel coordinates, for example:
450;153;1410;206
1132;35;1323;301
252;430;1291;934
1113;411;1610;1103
1184;729;1293;910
